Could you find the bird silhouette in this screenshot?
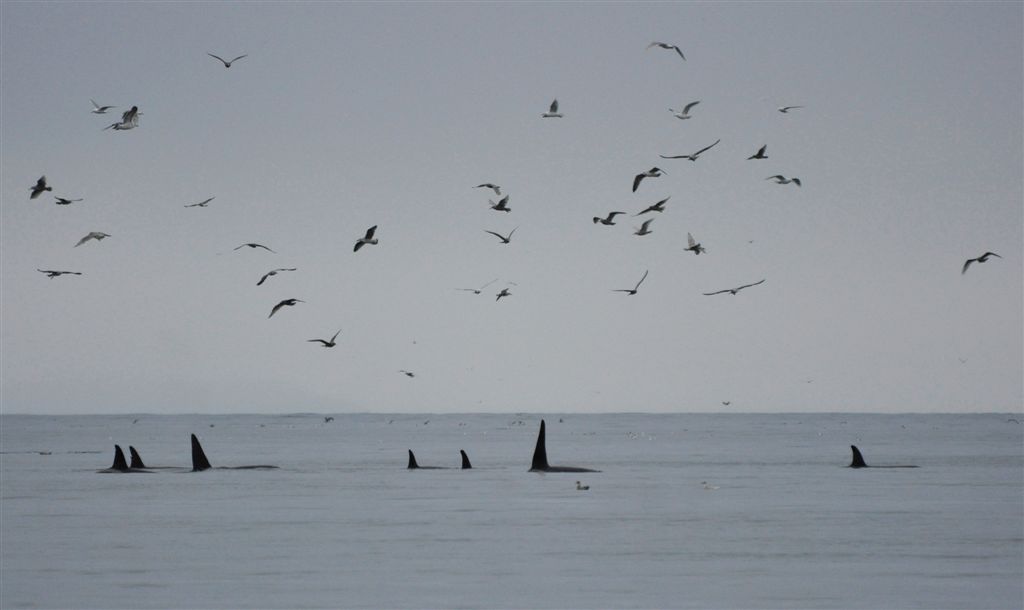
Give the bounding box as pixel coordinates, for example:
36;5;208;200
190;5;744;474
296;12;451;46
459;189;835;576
256;268;297;286
634;219;654;236
74;232;110;247
235;243;276;253
489;195;511;212
484;228;517;244
670;101;700;120
613;270;649;295
268;298;303;318
185;197;215;208
685;232;706;255
635;197;669;216
30;176;52;199
208;53;247;68
38;269;82;278
778;105;803;113
542;99;562;118
766;175;801;187
593;211;626;225
703;279;766;296
54;196;83;205
475;183;501;196
90;99;116;114
354;225;378;252
456;279;498;294
632;167;666;192
495;288;512;301
659;139;720;161
961;252;1002;274
747;145;768;160
308;330;340;347
646;41;686;60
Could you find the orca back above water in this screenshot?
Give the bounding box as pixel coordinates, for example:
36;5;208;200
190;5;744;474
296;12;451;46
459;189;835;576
849;445;919;469
98;445;149;473
129;446;146;469
460;449;472;469
408;449;472;470
191;434;278;471
530;419;599;473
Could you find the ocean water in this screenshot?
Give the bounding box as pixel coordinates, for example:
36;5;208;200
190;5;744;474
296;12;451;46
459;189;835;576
1;413;1021;609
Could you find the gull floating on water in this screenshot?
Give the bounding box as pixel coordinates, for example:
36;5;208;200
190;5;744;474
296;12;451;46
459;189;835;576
257;267;297;286
484;227;517;244
778;105;803;113
308;330;340;348
542;99;562;118
456;279;498;294
632;167;666;192
961;252;1002;275
659;139;720;162
74;232;110;247
702;481;720;490
90;99;116;114
766;175;801;187
495;288;511;301
685;232;706;255
54;196;83;205
268;298;303;318
576;481;590;490
207;53;247;68
670;101;700;120
354;225;378;252
647;41;685;60
635;197;669;216
30;176;52;199
235;243;276;253
593;211;626;226
747;145;768;160
475;183;501;196
634;219;654;236
703;279;765;296
489;195;511;213
38;269;82;278
613;270;649;296
185;197;215;208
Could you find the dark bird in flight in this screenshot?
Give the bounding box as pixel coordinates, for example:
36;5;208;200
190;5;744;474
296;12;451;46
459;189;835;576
489;195;511;213
613;270;649;295
961;252;1002;275
475;183;501;196
104;106;139;130
38;269;82;279
542;99;562;118
208;53;247;68
593;211;626;226
354;225;378;252
256;267;297;286
268;298;303;318
636;197;669;216
495;288;512;301
30;176;52;199
778;105;803;113
721;401;731;406
399;370;416;378
747;145;768;160
632;167;666;192
703;279;766;296
685;232;706;255
235;243;276;253
456;279;498;294
308;330;341;348
634;218;654;236
766;175;801;187
185;197;215;208
659;139;720;161
54;196;83;205
670;101;700;120
74;232;110;247
647;41;686;60
484;227;517;244
90;99;116;114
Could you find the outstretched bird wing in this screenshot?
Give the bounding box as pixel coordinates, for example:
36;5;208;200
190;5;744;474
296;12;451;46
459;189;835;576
693;139;721;157
736;279;766;291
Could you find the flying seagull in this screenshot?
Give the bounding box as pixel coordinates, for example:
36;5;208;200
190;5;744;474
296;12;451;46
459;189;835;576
634;218;654;236
484;227;517;244
90;99;116;114
456;279;498;294
670;101;700;120
766;175;801;187
208;53;247;68
747;145;768;160
185;197;215;208
268;298;303;318
399;370;415;378
593;211;626;226
703;279;766;296
542;99;562;118
38;269;82;279
613;269;649;295
632;167;666;192
308;330;341;348
354;225;378;252
74;232;110;247
234;243;276;253
636;197;669;216
256;267;297;286
489;195;511;213
961;252;1002;275
30;176;52;199
778;105;803;113
659;139;720;161
54;196;83;205
495;288;512;301
685;232;705;255
104;106;139;130
475;183;501;196
647;41;686;60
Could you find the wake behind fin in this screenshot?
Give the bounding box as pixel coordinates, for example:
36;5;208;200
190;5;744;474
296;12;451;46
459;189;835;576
530;420;549;471
129;446;146;469
407;449;419;469
460;449;472;469
111;445;129;471
850;445;867;468
191;434;212;471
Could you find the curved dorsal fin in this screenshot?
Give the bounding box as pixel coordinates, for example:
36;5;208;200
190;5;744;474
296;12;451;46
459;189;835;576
407;449;419;469
530;420;549;471
111;445;129;471
850;445;867;468
191;434;212;471
460;449;472;469
129;446;146;469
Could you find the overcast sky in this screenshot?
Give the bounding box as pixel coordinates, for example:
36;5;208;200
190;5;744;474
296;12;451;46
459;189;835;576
1;2;1021;415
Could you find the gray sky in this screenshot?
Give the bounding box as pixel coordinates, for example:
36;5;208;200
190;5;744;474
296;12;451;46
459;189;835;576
2;2;1021;414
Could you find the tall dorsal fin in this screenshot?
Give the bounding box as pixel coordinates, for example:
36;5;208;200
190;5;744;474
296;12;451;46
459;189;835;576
850;445;867;468
129;446;146;469
111;445;129;471
460;449;472;469
191;434;212;471
407;449;419;469
530;420;549;471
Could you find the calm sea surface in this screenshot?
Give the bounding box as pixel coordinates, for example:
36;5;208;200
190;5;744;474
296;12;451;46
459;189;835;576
1;413;1021;609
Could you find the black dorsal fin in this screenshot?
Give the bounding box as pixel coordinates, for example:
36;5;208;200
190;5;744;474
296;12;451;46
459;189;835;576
850;445;867;468
191;434;212;471
407;449;419;469
460;449;472;469
111;445;129;471
128;446;146;469
530;420;549;471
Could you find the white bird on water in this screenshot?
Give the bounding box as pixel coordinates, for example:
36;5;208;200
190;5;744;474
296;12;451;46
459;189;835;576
542;99;562;118
670;101;700;120
576;481;590;491
647;41;686;60
74;232;110;247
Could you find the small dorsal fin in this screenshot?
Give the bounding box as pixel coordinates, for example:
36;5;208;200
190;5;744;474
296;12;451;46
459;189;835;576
191;434;212;471
129;446;146;469
460;449;472;469
530;420;549;471
407;449;419;469
111;445;129;471
850;445;867;468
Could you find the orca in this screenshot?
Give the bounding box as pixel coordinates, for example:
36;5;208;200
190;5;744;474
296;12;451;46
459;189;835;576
191;433;278;471
530;419;599;473
460;449;472;469
129;446;184;470
407;449;472;470
849;445;918;469
97;445;149;473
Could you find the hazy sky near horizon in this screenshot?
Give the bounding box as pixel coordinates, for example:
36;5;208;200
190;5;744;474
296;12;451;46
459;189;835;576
1;2;1021;414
